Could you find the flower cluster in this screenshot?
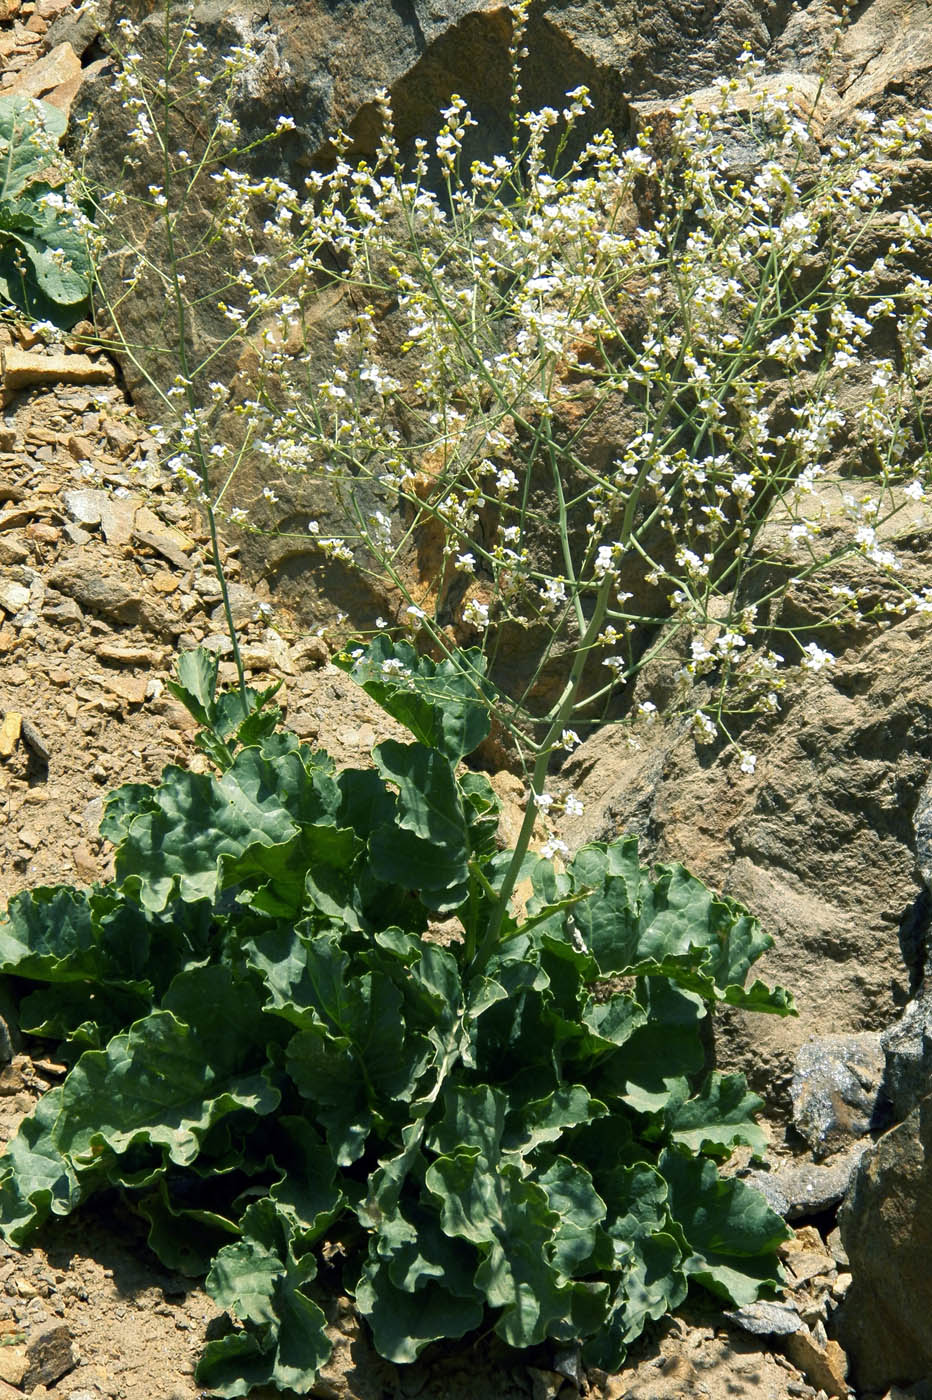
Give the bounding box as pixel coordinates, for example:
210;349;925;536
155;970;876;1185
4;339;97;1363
89;6;932;781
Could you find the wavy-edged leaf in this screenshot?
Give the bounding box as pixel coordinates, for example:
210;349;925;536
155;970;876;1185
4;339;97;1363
199;1197;330;1397
668;1073;766;1158
661;1146;789;1303
337;636;493;761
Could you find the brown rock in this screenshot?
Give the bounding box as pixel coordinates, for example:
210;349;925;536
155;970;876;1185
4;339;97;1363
96;643;164;666
26;522;61;545
98;493;139;547
71;841;99;882
0;535;28;563
838;1096;932;1391
2;348;116;392
0;711;22;758
0;504;35;531
24;1324;75;1389
101;416;140;456
49;558;174;635
0;1344;26;1388
98;672;149;706
2;40;79;101
66;434;93;461
784;1330;849;1399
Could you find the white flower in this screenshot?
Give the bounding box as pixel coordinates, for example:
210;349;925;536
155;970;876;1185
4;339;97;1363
560;729;581;750
738;749;757;775
463;597;489;627
564;795;584;816
638;701;657;722
692;711;717;744
540;836;569;859
533;791;555;811
455;552;477;573
800;642;835;672
904;480;925;500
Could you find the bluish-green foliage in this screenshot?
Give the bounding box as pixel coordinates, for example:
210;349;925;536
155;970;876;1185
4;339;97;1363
0;96;90;325
0;645;794;1395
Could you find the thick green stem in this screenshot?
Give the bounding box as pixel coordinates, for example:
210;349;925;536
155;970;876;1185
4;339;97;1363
470;573;614;972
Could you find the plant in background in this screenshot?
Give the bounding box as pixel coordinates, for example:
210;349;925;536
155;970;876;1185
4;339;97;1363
81;1;932;817
0;95;90;326
0;648;795;1395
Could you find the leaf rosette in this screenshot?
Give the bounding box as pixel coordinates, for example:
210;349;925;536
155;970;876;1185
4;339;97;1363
0;644;794;1394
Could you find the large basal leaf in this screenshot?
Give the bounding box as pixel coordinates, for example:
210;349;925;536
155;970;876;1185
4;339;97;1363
564;839;795;1014
426;1151;608;1347
0;1088;80;1246
660;1146;789;1303
667;1072;766;1158
336;636;493;762
112;745;341;912
0;98;65;196
199;1197;330;1398
371;740;470;911
0;965;281;1243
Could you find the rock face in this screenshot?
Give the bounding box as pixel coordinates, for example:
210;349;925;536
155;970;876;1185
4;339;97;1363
562;617;932;1117
838;1095;932;1392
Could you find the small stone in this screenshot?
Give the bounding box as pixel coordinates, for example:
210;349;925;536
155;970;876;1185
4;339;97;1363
785;1328;849;1400
0;535;28;564
66;434;93;461
98;672;149;706
26;522;61;545
95;643;164;667
98;494;139;547
792;1033;885;1159
101;417;139;456
61;488;104;527
150;569;179;594
23;1323;73;1388
0;505;33;531
2;347;115;391
0;711;21;758
725;1301;804;1336
0;1345;26;1388
0;580;30;614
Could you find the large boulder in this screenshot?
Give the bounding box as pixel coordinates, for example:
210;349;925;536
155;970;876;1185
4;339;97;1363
837;1094;932;1392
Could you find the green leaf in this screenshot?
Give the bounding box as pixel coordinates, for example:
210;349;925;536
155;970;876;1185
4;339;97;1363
371;740;470;911
51;967;280;1173
356;1251;484;1363
427;1151;607;1347
0;98;66;199
0;1088;80;1245
535;1155;607;1276
668;1073;766;1158
661;1147;789;1303
199;1198;330;1397
337;636;493;761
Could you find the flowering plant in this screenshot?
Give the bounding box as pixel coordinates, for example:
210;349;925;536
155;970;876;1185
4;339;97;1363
0;648;794;1394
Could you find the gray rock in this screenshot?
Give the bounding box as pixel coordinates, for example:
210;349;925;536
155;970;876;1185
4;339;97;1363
881;984;932;1124
791;1033;885;1158
49;559;176;637
838;1095;932;1392
725;1301;804;1337
913;771;932;892
743;1147;865;1221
